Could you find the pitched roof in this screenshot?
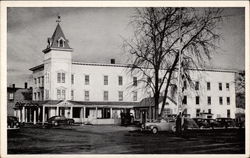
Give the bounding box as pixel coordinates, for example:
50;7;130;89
43;24;72;53
135;96;177;108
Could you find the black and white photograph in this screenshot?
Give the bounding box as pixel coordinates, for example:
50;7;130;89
1;1;248;156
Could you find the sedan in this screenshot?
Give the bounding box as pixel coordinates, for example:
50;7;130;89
7;116;20;129
47;116;74;127
142;119;176;134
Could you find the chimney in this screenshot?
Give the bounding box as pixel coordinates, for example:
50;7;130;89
12;84;15;89
24;82;28;89
111;59;115;64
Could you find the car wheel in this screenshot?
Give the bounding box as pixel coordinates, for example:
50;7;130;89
54;122;58;126
152;127;158;134
200;126;204;129
172;126;176;132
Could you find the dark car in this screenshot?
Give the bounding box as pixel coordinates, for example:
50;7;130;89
216;118;236;128
47;116;74;127
7;116;20;129
192;118;219;129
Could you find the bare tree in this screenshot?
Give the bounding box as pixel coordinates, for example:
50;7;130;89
124;7;223;119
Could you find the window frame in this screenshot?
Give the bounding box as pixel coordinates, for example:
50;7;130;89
195;96;200;105
85;75;90;85
104;91;109;101
104;75;108;85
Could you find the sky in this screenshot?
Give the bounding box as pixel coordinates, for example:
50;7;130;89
7;7;245;88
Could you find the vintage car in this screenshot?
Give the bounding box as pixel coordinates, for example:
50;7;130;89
216;118;236;128
46;116;74;127
192;118;219;129
7;116;20;129
141;118;176;134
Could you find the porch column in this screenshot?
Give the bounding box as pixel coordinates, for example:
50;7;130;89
29;108;32;122
22;107;25;123
33;109;36;124
56;106;59;116
25;108;28;122
95;107;98;118
38;107;41;122
42;106;45;125
14;110;16;117
83;106;86;119
110;108;113;119
70;106;73;118
18;109;21;122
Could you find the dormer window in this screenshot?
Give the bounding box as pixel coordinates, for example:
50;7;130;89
58;37;65;48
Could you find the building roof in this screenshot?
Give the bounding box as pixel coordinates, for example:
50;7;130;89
29;64;44;71
42;23;72;53
68;100;139;106
29;60;241;73
135;96;177;108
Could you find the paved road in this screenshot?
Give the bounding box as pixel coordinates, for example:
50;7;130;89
7;125;245;154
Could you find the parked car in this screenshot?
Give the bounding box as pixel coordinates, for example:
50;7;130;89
216;118;236;128
141;118;176;134
47;116;74;127
192;118;219;129
7;116;20;129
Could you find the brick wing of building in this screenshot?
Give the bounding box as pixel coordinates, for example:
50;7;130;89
13;20;237;125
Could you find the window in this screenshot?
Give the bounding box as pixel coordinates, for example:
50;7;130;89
219;83;222;91
38;77;40;84
71;74;74;84
195;81;199;90
71;90;74;100
226;83;230;91
159;78;162;85
182;95;187;105
133;77;137;86
196;109;200;117
227;109;231;118
34;92;37;100
34;78;37;84
207;82;211;91
208;109;211;114
85;75;89;85
57;73;61;83
57;89;66;100
45;90;49;99
104;76;108;85
38;92;40;100
183;81;187;90
57;73;65;83
219;97;223;105
62;73;65;83
42;77;44;86
227;97;230;105
147;77;151;84
118;91;123;101
118;76;123;85
207;96;211;105
84;91;89;101
62;90;66;100
104;91;109;101
196;96;200;105
58;39;64;47
9;93;14;100
133;91;137;101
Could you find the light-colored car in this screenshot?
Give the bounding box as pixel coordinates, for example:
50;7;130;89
142;119;176;134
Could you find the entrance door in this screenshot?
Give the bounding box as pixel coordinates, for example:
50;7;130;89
141;110;147;124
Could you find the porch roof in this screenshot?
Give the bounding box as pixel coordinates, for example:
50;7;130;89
68;100;139;106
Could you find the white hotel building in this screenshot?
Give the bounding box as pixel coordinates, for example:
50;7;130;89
14;22;237;125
